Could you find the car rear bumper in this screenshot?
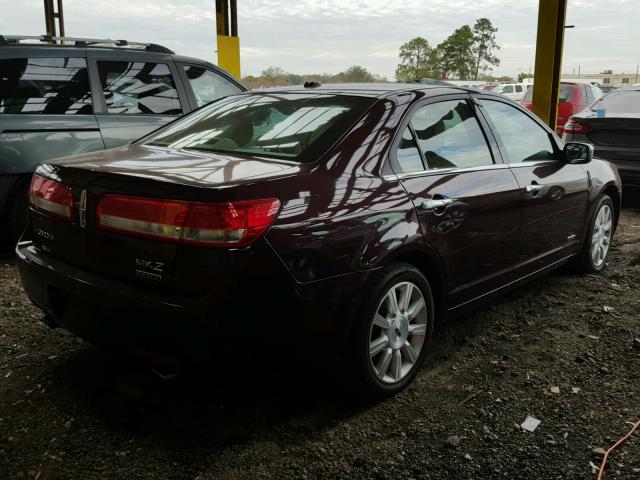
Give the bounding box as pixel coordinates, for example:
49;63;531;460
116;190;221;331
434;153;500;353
17;240;372;361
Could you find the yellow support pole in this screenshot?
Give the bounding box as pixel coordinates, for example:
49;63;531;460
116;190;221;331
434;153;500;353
215;0;240;79
532;0;567;131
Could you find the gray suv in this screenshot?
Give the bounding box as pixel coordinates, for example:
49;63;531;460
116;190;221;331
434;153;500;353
0;35;246;241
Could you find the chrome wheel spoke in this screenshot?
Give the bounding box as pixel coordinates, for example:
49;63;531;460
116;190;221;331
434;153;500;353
386;289;399;316
369;335;388;357
376;348;392;379
402;341;418;364
409;323;427;336
399;283;413;312
373;313;390;329
390;350;402;381
406;297;425;320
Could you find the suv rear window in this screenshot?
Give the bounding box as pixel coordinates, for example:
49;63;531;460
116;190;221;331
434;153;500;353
98;61;182;115
144;93;376;162
0;57;92;114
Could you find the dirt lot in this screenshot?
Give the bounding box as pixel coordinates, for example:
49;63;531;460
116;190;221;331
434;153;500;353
1;207;639;480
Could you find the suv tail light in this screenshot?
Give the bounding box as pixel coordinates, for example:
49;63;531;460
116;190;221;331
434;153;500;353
96;195;281;247
29;174;74;221
564;118;592;135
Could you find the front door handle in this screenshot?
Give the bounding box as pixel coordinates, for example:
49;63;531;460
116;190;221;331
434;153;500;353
524;183;543;193
421;198;454;212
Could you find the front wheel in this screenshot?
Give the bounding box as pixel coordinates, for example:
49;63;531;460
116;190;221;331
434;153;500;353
349;263;434;399
575;195;614;273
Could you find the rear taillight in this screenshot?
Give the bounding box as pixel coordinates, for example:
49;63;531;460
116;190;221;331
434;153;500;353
29;174;74;221
564;118;592;135
96;195;281;247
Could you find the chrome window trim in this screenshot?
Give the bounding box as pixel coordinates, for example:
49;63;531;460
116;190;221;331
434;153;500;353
382;162;510;182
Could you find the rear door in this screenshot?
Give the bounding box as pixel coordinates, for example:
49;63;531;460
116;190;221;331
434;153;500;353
476;96;589;271
87;50;189;148
390;95;522;308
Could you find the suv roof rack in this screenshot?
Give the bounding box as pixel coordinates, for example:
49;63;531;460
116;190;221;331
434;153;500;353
0;35;174;54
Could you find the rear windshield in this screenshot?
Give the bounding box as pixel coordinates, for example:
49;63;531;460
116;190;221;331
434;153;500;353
594;90;640;114
523;84;573;102
143;93;376;162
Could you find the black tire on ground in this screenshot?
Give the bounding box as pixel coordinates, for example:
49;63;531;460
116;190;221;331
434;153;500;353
348;262;434;400
6;176;30;244
574;194;614;273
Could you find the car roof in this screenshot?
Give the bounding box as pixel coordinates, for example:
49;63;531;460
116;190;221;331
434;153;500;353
243;83;492;99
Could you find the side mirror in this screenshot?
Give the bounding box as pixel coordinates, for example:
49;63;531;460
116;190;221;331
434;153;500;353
564;142;593;164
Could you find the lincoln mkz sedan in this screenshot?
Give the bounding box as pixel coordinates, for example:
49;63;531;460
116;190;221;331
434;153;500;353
17;84;621;397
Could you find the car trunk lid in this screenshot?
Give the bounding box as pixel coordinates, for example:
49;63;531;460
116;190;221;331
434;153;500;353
29;145;298;292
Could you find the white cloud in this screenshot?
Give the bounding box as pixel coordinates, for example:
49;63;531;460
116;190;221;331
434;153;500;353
1;0;638;79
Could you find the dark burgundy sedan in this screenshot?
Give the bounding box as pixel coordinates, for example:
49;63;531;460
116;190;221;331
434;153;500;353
17;84;621;397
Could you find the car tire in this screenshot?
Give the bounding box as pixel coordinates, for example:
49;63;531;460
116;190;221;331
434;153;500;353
575;194;614;273
7;176;30;244
348;262;434;400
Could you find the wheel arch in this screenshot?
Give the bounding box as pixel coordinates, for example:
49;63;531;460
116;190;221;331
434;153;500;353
602;183;621;231
382;245;447;321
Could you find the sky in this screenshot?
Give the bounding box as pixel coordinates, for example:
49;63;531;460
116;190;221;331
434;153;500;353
1;0;638;80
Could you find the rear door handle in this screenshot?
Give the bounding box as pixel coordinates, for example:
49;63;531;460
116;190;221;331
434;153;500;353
421;198;454;212
524;184;543;193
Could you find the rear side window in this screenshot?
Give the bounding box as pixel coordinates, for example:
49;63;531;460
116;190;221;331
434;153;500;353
182;65;242;108
515;85;523;93
410;100;493;170
98;61;182;115
479;99;556;163
396;127;424;173
0;57;92;114
596;90;640;114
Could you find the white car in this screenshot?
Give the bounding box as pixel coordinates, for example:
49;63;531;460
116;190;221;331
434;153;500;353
492;83;528;101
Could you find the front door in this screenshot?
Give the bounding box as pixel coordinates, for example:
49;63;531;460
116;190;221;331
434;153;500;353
476;97;589;272
392;97;522;308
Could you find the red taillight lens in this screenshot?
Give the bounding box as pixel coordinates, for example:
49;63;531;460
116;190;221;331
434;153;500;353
29;174;74;221
564;118;592;135
96;195;281;247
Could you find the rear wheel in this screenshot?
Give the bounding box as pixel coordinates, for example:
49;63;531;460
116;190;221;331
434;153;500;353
349;262;434;399
575;195;614;273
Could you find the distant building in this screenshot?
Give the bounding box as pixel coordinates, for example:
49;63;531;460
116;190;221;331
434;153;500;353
563;71;640;86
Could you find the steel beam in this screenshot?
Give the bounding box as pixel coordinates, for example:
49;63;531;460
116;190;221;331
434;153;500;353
532;0;568;131
216;0;240;78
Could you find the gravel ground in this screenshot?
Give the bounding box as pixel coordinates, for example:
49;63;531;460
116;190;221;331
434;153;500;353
1;206;639;480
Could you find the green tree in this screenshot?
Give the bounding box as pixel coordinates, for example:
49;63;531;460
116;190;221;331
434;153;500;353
438;26;476;80
338;65;375;83
517;72;534;83
395;37;432;81
472;18;500;80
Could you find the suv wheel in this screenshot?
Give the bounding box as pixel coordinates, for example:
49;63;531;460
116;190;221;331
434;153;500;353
350;262;434;399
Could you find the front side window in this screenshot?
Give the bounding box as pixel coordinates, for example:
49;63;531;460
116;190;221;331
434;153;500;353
478;99;556;163
584;85;595;104
502;85;514;94
144;93;375;162
410;100;493;170
182;65;242;108
0;57;92;114
98;61;181;115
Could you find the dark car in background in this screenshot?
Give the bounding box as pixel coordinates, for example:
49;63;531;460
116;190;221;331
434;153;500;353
563;87;640;189
0;35;246;241
16;84;621;398
521;82;603;135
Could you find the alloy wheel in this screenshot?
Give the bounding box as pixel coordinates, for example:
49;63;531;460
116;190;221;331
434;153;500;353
590;204;613;268
368;281;428;384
